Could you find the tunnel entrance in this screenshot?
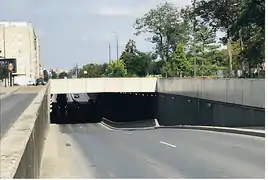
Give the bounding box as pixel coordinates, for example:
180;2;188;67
50;92;157;125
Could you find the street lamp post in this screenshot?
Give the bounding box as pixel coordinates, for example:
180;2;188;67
1;23;7;86
192;0;197;78
108;43;111;63
112;31;119;61
75;62;78;78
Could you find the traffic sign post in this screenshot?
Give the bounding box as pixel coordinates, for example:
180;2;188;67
8;63;13;86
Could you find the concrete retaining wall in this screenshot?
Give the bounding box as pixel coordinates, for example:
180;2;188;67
156;93;264;127
0;85;50;179
157;78;265;108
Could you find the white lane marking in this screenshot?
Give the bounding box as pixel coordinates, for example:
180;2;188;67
160;141;176;148
125;132;132;135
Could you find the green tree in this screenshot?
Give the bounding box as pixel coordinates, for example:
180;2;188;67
58;71;68;79
78;63;108;78
196;0;243;76
100;63;108;76
149;59;165;75
172;43;192;77
231;0;264;69
0;64;8;80
120;39;152;77
134;2;190;63
51;71;58;79
43;70;49;82
105;60;127;77
83;63;103;77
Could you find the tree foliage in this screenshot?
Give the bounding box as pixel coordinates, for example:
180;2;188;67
0;64;8;80
43;70;49;82
134;2;189;62
77;0;264;79
58;71;68;79
120;39;152;77
196;0;264;74
105;60;127;77
51;70;58;79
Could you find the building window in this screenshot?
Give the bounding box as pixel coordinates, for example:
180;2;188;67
34;37;37;50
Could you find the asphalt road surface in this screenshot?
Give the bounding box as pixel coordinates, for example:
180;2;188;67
0;93;38;139
41;123;265;179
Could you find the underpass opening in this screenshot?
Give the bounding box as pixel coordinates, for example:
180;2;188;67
50;92;158;125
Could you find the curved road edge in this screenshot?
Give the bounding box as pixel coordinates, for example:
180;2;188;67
100;118;156;131
156;125;265;137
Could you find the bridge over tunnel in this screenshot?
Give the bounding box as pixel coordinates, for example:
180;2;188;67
50;92;157;125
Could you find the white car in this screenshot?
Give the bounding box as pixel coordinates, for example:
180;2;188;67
27;80;35;86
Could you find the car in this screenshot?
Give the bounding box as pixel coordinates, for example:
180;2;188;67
36;78;46;86
27;80;35;86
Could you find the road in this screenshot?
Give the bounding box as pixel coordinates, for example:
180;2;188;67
41;123;265;179
0;91;38;139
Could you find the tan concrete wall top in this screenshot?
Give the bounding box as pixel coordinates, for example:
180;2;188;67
50;78;157;94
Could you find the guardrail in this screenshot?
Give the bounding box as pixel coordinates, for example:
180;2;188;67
0;84;50;178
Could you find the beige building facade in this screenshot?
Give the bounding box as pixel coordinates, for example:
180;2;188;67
0;22;41;83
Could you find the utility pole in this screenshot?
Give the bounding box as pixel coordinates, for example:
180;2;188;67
116;35;119;61
2;23;7;87
108;43;111;63
112;32;119;61
75;62;78;78
193;0;197;78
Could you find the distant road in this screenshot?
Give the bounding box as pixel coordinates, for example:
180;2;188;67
41;123;265;178
0;88;40;139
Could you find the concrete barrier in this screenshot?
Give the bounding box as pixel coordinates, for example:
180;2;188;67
0;84;50;179
157;78;265;108
155;78;264;127
101;118;156;130
50;78;157;94
155;93;264;127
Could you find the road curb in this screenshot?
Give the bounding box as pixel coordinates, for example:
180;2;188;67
0;87;20;99
100;120;155;131
155;126;265;137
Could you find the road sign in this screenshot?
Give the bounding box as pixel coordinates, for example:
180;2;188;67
8;63;14;72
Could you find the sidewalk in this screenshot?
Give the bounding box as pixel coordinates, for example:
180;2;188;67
0;86;20;99
156;125;265;137
239;127;265;131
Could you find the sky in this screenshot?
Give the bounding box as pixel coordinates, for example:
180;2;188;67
0;0;222;70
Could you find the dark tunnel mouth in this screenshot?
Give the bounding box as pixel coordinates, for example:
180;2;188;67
50;92;158;125
50;91;265;127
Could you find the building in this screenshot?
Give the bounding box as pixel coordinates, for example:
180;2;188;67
0;21;40;85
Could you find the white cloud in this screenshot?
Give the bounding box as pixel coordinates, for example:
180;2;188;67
96;6;148;17
94;0;192;17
